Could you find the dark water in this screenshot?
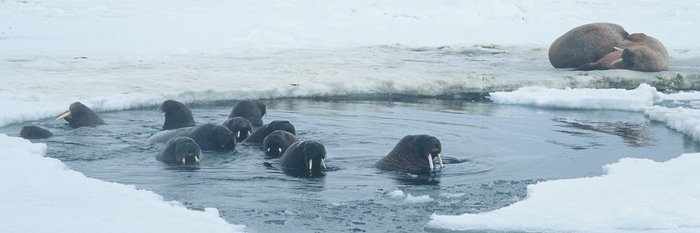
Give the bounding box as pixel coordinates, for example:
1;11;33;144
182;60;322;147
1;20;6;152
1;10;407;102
4;99;699;233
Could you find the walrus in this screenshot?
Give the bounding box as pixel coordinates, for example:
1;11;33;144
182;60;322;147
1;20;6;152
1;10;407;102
157;137;202;165
159;100;195;130
19;125;53;139
223;117;253;142
375;135;444;174
549;22;668;72
229;100;266;127
242;120;296;144
579;33;669;71
262;130;298;158
148;123;236;151
56;102;105;128
549;22;629;69
280;141;327;173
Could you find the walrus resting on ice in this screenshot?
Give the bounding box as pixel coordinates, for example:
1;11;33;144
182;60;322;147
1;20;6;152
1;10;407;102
549;22;668;72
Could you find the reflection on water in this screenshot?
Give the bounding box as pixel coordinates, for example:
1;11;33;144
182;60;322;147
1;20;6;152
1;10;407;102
553;118;654;147
2;99;698;233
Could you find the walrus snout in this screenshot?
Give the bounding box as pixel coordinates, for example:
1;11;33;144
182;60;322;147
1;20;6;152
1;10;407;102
181;150;201;165
301;141;327;171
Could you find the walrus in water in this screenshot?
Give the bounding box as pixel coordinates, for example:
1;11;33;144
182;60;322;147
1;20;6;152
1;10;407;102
159;100;195;130
262;130;298;158
223;117;253;142
280;141;327;174
549;22;668;72
56;102;105;128
20;125;53;139
158;136;202;165
148;123;236;151
243;120;296;144
375;135;444;174
229;100;266;127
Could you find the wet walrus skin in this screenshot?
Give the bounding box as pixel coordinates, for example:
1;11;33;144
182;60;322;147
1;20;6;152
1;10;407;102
229;100;266;127
262;130;298;158
223;117;253;142
159;100;195;130
280;141;327;173
20;125;53;139
375;135;444;174
243;120;296;144
158;136;202;165
148;123;236;151
56;102;105;128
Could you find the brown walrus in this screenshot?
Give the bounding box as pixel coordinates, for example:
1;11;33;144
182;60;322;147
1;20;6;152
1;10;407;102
549;22;668;72
375;135;443;174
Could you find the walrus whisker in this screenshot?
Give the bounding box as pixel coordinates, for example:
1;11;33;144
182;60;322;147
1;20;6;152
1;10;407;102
438;154;444;168
321;159;327;169
428;154;434;171
614;46;623;52
56;110;72;120
308;160;313;171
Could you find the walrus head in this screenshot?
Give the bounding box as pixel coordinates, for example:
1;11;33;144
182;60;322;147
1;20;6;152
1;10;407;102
413;135;443;171
56;102;105;128
159;100;195;130
163;137;202;165
376;135;444;174
229;100;267;127
223;117;253;142
300;141;327;172
263;130;298;158
266;120;296;135
211;125;237;150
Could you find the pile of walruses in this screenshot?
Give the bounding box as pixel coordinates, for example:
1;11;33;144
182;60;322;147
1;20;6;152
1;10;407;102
18;22;669;176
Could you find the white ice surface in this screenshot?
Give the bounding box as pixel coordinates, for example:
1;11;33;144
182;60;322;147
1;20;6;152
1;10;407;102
0;134;245;233
1;0;700;232
429;153;700;233
430;84;700;232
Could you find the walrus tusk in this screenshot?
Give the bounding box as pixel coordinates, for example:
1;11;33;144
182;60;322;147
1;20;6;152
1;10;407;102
56;110;72;120
614;46;623;52
236;131;240;138
278;148;282;153
266;147;271;152
428;154;434;171
611;58;623;67
321;159;327;169
194;156;199;163
246;131;251;137
181;158;186;165
308;160;313;171
438;154;444;168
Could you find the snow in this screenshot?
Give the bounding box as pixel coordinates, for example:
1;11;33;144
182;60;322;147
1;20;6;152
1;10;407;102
429;85;700;232
490;83;659;111
1;0;700;232
429;153;700;233
0;134;245;233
